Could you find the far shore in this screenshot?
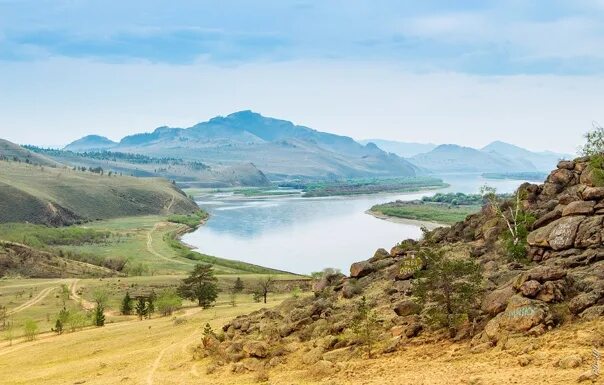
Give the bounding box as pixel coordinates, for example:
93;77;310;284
365;209;447;230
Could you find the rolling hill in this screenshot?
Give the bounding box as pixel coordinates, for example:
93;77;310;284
0;141;199;225
359;139;437;158
481;140;569;172
65;111;419;180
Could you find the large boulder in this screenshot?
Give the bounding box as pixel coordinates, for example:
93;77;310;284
549;169;574;186
349;261;373;278
482;285;515;316
519;280;542;298
562;201;595;216
393;300;421;316
574;215;603;248
547;216;585;250
243;341;269;358
483;296;550;342
557;160;575;170
582;186;604;200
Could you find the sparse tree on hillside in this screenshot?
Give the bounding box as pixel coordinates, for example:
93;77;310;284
481;186;534;261
413;249;483;337
53;307;70;334
0;305;7;329
580;123;604;186
233;277;244;293
121;292;133;315
352;296;380;359
156;289;182;316
23;319;38;341
146;291;156;319
4;321;14;346
256;276;274;304
177;264;219;308
92;288;107;327
135;297;147;320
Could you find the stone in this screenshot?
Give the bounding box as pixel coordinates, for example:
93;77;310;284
557;160;575;170
482;285;515;316
517;355;533;367
569;293;601;315
370;248;390;262
542;182;564;197
548;216;585;250
527;266;567;282
562;201;595;216
310;360;338;378
349;261;373;278
580;167;596;186
532;209;562;230
535;281;563;303
393;300;421;316
390;325;405;337
550;169;574;185
405;323;423;338
302;347;324;365
582;186;604;200
575;216;603;248
577;371;597;383
579;305;604;320
484;296;550;342
243;341;269;358
519;280;542;298
528;220;556;247
558;354;582;369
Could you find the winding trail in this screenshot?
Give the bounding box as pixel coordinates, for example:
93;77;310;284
146;223;193;266
7;286;57;316
69;279;95;310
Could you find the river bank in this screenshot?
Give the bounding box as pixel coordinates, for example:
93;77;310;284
364;209;446;230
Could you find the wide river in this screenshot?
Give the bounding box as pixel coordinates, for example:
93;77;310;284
182;175;530;274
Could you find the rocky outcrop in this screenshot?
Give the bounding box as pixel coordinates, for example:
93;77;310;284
206;156;603;375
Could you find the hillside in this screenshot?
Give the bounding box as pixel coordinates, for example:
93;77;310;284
25;147;271;188
410;144;538;173
0;139;61;167
482;141;569;172
65;111;419;180
0;160;199;225
197;156;603;384
359;139;437;158
0;240;114;278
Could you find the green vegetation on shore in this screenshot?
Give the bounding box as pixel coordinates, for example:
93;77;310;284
370;193;487;225
167;210;209;228
482;171;547;181
280;177;448;197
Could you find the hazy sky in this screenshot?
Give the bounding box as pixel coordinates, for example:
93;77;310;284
1;1;603;153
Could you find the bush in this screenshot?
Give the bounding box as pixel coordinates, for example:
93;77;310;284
156;288;183;316
23;319;38;341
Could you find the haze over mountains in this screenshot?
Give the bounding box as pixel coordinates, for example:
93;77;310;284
64;111;570;180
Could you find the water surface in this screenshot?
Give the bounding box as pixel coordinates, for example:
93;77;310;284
182;175;527;274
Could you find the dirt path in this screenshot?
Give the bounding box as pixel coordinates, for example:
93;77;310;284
146;223;193;266
7;286;56;316
69;279;95;311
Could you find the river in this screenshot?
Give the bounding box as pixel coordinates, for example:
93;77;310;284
181;175;530;274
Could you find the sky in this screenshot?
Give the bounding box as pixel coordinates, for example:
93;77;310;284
1;1;603;153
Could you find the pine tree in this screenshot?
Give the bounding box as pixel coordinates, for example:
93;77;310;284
146;291;156;319
413;249;483;337
94;304;105;327
233;277;244;293
352;296;380;358
135;297;147;320
177;264;219;308
121;292;133;315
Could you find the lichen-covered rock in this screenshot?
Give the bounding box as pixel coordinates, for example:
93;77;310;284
369;248;390;262
549;169;574;186
582;186;604;200
393;300;421;316
483;296;551;342
557;160;575;170
569;292;602;315
243;341;269;358
349;261;373;278
562;201;595;216
574;215;603;248
547;216;585;250
519;280;541;298
482;285;515;316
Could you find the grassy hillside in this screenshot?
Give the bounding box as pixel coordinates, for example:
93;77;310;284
0;139;60;167
0;160;199;225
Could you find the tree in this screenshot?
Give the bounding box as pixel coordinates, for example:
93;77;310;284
121;292;133;315
59;284;70;306
53;307;70;334
580;122;604;156
24;319;38;341
481;186;534;261
256;276;274;304
351;296;380;358
233;277;244;293
413;249;483;337
0;305;7;329
177;264;219;308
135;297;147;320
67;311;87;332
94;304;105;327
4;321;14;346
146;291;156;319
156;288;183;316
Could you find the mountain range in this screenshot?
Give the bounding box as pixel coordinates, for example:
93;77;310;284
64;111;571;180
64;111;418;180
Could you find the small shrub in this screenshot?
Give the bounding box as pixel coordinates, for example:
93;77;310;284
23;319;38;341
